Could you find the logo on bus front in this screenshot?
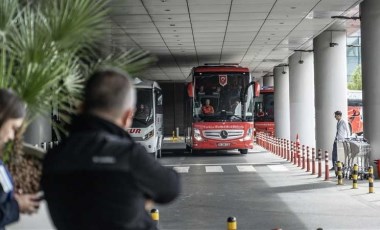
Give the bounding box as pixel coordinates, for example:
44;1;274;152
128;128;141;134
219;75;227;87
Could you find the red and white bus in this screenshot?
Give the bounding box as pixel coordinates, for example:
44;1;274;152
184;64;259;154
252;88;363;136
254;86;275;135
347;90;363;135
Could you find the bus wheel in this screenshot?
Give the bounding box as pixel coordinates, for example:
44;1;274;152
239;149;248;154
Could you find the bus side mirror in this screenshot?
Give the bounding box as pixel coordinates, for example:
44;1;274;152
187;83;194;98
254;82;260;98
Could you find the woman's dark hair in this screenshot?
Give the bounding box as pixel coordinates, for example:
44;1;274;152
0;89;26;128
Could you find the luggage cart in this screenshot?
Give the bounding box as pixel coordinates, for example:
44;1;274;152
349;140;371;180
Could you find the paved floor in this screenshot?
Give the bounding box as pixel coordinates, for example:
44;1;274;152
8;146;380;230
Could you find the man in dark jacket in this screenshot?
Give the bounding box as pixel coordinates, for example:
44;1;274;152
41;69;181;230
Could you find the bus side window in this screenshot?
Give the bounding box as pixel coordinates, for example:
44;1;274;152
155;89;163;114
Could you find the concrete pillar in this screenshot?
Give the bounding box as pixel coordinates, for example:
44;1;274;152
263;74;274;87
289;52;315;147
314;30;347;153
256;75;264;87
273;66;290;139
361;0;380;164
24;115;52;147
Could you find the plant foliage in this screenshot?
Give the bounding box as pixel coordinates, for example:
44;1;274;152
348;65;362;90
0;0;155;134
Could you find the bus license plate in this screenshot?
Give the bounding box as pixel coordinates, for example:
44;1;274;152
217;143;230;147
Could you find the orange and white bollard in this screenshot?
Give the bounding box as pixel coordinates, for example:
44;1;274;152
311;148;316;175
302;145;306;169
287;140;290;161
306;146;310;172
318;149;322;178
324;151;329;181
297;144;301;167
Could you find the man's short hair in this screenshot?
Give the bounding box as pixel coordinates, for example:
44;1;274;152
334;111;342;116
83;68;136;117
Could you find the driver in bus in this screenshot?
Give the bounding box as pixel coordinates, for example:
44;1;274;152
202;99;214;115
134;104;149;119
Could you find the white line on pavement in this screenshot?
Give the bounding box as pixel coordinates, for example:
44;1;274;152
267;165;289;172
173;166;190;173
205;166;224;173
236;165;256;172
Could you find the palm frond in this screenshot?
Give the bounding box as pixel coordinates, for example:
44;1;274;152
0;0;18;33
40;0;109;52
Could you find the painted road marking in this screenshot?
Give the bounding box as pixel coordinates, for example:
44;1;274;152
206;166;224;173
236;165;256;172
267;165;288;172
164;162;280;167
173;166;190;173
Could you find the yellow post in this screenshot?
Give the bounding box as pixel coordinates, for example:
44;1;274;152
352;164;358;189
172;131;175;141
151;208;159;226
337;161;343;185
369;166;374;193
227;216;237;230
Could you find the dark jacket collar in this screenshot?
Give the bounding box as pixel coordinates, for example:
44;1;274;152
70;113;129;138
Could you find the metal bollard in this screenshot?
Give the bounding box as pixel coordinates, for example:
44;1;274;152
311;148;316;175
306;146;310;172
227;216;237;230
324;151;329;181
317;149;322;178
352;164;358;189
337;161;343;185
369;166;374;193
151;209;159;227
302;145;306;169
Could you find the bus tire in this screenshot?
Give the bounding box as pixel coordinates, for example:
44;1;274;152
239;149;248;154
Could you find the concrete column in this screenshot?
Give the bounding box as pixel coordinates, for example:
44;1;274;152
314;30;347;153
256;75;264;87
289;52;315;147
361;0;380;164
273;66;290;139
263;74;274;87
24;115;52;147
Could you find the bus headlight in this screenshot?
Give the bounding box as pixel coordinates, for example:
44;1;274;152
143;130;154;140
243;128;253;141
193;128;203;141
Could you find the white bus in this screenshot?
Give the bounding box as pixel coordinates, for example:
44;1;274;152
127;79;164;159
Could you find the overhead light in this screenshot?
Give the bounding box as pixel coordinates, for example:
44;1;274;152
329;31;338;47
282;66;287;74
331;15;360;20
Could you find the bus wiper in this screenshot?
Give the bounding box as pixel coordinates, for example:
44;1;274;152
133;118;148;125
230;115;243;121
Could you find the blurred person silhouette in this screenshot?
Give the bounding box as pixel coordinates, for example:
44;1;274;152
0;89;41;229
202;99;214;115
41;68;181;230
331;110;351;170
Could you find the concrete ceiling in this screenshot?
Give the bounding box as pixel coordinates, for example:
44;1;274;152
106;0;362;81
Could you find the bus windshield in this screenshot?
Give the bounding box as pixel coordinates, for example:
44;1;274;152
193;72;253;121
132;88;154;128
254;92;274;122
